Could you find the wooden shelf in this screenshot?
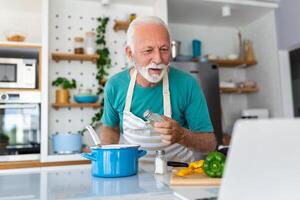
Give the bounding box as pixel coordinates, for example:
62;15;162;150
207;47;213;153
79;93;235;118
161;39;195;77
52;53;99;63
52;103;101;109
0;41;42;48
220;86;259;94
0;88;40;92
113;20;130;32
209;59;257;68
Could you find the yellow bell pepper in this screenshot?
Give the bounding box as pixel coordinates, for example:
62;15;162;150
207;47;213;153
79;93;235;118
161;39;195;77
193;167;204;174
176;160;205;177
176;168;193;177
188;160;204;169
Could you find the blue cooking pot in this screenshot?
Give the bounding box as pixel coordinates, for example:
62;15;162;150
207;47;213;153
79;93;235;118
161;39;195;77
82;144;147;178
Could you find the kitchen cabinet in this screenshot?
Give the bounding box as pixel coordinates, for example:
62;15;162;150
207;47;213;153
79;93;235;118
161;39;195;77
0;42;43;162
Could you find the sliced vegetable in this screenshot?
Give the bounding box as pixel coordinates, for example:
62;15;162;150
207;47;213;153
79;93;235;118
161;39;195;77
176;168;193;177
193;167;204;174
175;160;205;177
203;151;225;178
188;160;204;169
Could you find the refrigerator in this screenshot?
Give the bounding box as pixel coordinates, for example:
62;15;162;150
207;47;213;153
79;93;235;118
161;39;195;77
171;62;223;146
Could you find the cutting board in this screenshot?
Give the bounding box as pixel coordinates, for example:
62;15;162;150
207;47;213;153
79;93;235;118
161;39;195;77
170;169;222;186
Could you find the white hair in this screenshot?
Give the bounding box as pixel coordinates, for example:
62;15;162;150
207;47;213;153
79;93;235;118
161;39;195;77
126;16;171;52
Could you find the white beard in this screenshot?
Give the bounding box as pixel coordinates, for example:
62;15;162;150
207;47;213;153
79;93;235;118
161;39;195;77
134;62;168;83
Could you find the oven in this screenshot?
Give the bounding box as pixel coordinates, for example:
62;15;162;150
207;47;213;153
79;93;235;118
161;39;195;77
0;92;41;160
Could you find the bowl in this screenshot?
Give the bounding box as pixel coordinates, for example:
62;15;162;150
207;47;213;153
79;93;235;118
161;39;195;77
4;30;26;42
74;95;99;103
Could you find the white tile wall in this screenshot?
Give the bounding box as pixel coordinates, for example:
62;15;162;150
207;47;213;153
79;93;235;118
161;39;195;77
242;11;283;117
49;0;154;150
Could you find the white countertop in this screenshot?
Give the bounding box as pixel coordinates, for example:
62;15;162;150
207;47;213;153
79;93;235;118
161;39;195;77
0;163;218;200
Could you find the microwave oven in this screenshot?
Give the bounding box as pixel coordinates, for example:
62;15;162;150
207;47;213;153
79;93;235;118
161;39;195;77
0;57;37;89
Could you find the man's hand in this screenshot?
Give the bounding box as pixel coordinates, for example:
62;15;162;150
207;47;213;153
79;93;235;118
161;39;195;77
153;116;186;145
153;116;217;153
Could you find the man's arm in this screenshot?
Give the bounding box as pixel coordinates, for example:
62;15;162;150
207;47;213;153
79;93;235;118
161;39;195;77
179;128;216;153
100;125;120;144
154;116;217;153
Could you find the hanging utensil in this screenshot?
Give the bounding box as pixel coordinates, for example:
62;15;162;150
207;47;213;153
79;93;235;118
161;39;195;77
85;125;101;147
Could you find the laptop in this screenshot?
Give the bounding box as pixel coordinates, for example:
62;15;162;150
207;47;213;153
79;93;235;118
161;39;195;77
218;118;300;200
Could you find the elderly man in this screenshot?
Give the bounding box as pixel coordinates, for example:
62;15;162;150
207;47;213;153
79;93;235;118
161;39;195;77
100;16;216;162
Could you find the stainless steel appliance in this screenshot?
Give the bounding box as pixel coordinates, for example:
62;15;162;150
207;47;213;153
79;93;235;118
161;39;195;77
171;62;223;146
0;58;37;89
0;92;40;157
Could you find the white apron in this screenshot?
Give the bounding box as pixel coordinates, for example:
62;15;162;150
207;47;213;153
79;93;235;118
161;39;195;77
122;69;194;163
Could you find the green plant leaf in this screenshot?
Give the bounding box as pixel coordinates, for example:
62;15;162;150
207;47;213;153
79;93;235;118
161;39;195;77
80;16;110;133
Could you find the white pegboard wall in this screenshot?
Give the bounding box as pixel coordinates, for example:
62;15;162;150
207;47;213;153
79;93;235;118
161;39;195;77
49;0;154;149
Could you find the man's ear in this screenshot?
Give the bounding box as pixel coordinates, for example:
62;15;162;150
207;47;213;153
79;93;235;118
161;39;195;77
125;46;133;61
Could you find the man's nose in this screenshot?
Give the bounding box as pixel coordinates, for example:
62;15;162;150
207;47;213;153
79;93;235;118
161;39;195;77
152;49;162;64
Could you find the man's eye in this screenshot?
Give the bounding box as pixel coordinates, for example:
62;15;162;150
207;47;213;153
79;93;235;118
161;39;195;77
160;48;169;52
143;49;152;54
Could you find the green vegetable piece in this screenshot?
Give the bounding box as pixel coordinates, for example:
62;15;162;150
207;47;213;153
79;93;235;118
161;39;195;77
203;151;226;178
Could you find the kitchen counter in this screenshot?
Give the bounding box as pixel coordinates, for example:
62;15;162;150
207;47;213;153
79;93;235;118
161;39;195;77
0;163;218;200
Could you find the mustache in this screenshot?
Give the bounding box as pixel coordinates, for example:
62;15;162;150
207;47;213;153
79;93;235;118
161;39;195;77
146;63;168;69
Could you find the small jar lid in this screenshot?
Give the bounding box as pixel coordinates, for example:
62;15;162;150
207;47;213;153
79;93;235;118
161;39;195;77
156;150;165;155
143;109;152;119
86;31;95;37
74;37;84;42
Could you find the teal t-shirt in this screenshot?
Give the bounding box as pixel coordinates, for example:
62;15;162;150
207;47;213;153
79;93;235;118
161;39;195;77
101;67;213;133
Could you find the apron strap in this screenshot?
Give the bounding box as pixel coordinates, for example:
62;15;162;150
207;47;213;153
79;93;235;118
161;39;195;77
124;69;137;112
163;70;172;118
124;68;172;117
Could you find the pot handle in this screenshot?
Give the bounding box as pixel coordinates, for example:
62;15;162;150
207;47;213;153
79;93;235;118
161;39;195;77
81;152;97;161
137;150;147;158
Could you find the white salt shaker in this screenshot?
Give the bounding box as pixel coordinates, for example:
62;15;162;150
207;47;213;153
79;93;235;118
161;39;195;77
155;150;167;174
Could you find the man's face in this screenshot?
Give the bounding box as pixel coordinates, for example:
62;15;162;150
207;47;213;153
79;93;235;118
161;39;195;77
128;24;171;79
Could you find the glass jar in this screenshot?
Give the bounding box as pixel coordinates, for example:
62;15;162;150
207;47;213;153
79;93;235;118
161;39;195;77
143;110;164;123
74;37;84;54
244;39;255;63
78;88;92;95
85;32;96;55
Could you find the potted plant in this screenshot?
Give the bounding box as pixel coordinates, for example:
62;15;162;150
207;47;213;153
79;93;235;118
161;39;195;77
0;133;9;149
52;77;77;104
